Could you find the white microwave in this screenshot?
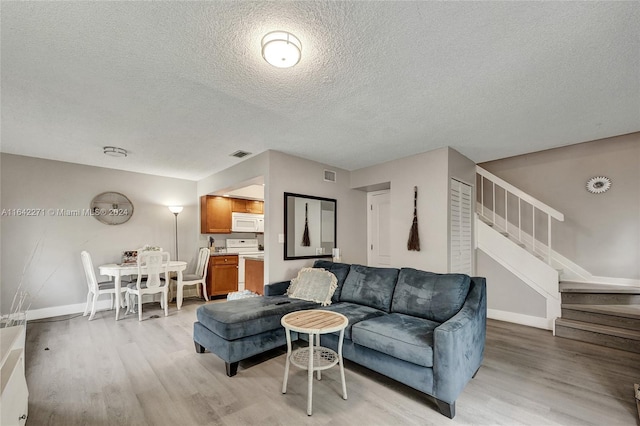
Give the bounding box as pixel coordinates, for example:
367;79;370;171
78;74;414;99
231;212;264;233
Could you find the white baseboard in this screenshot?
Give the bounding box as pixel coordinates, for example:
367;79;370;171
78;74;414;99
26;300;112;321
25;287;201;321
488;308;552;331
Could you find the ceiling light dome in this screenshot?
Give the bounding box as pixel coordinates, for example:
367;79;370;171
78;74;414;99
261;31;301;68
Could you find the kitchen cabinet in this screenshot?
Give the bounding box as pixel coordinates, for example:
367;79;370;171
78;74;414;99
245;257;264;295
200;196;232;234
231;199;264;214
207;255;238;297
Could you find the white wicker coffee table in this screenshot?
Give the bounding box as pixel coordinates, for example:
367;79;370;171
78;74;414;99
281;309;348;416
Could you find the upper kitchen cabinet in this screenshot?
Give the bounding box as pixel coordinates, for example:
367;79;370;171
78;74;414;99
231;199;264;214
200;195;232;234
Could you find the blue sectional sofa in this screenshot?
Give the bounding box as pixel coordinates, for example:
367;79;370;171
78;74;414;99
193;261;486;418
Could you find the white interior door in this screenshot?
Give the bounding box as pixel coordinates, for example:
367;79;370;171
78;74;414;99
450;179;473;274
368;190;391;267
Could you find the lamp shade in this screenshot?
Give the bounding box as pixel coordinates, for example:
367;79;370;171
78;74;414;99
261;31;302;68
168;206;183;214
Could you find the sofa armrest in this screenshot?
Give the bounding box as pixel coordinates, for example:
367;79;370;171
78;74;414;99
263;280;291;296
433;277;487;404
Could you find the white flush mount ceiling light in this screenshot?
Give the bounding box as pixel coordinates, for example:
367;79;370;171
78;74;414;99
103;146;128;157
261;31;302;68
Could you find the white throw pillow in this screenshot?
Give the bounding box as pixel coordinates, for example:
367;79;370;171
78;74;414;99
287;267;338;306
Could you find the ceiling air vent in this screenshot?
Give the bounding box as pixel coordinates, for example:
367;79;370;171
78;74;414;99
229;150;252;158
323;169;337;183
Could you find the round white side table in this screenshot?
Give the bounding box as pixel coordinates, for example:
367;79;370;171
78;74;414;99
281;309;348;416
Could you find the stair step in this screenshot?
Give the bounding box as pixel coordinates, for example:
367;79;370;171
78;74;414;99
560;282;640;294
562;304;640;331
555;318;640;353
559;282;640;305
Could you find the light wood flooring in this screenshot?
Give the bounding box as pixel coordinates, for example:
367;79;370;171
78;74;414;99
24;299;640;426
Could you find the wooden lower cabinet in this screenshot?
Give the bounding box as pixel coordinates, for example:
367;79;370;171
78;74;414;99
207;255;238;297
245;258;264;295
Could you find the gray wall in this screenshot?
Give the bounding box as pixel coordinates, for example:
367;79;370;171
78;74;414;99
1;154;198;315
480;132;640;280
197;150;367;284
351;147;476;273
477;250;547;317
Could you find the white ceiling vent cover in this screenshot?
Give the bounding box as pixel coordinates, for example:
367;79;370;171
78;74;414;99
323;169;337;183
230;150;252;158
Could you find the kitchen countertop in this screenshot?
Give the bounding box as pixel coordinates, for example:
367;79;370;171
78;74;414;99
209;252;238;257
243;256;264;262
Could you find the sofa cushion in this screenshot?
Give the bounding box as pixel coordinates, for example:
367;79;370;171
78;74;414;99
196;296;319;340
392;268;471;323
339;265;399;312
312;260;351;302
315;302;386;340
352;313;439;368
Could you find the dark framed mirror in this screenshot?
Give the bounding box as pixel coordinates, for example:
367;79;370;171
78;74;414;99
284;192;336;260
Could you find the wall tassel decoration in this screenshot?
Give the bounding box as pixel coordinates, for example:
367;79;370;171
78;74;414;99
407;186;420;251
301;202;311;246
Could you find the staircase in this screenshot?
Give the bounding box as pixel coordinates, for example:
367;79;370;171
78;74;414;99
476;166;640;353
555;282;640;353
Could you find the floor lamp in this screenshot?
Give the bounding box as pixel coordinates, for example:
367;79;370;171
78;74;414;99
168;206;183;260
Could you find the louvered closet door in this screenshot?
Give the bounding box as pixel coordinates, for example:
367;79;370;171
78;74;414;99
450;179;473;275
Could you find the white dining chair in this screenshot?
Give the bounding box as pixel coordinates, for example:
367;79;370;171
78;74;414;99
81;250;128;321
172;247;210;309
126;250;170;321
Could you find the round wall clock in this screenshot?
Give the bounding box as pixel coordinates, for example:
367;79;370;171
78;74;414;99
90;192;134;225
586;176;612;194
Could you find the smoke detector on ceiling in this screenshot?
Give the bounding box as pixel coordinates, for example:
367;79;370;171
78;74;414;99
103;146;127;157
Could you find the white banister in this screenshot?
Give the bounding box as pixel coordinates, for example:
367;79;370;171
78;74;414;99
532;208;536;254
547;216;552;264
492;181;496;224
518;198;522;242
476;166;564;221
476;166;564;266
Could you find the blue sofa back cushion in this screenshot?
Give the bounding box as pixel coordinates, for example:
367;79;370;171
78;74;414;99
340;264;399;312
392;268;471;323
313;260;351;302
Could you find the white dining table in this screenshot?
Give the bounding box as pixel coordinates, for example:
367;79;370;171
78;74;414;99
99;261;187;321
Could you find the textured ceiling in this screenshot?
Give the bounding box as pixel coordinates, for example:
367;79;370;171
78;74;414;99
2;1;639;181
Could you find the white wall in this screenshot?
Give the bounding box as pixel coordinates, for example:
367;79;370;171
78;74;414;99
0;154;198;317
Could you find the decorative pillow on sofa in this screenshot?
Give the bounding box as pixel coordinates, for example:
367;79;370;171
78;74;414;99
287;267;338;306
312;260;351;302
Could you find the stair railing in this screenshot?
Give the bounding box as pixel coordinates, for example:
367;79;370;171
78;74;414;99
476;166;564;265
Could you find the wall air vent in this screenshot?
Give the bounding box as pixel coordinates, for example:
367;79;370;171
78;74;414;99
323;169;337;183
230;150;252;158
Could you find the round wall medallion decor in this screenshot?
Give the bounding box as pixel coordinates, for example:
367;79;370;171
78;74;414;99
90;192;134;225
586;176;611;194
